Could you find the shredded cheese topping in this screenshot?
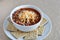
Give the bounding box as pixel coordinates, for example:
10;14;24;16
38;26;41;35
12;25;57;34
18;10;37;24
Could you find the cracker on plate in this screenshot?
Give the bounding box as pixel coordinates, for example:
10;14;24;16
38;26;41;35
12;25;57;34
24;29;38;40
11;29;38;39
11;31;27;39
37;25;45;36
24;25;45;40
40;18;48;26
7;22;18;32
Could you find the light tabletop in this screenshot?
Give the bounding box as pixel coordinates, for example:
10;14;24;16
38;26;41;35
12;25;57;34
0;0;60;40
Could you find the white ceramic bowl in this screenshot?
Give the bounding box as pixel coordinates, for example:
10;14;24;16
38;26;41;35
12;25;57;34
10;5;43;32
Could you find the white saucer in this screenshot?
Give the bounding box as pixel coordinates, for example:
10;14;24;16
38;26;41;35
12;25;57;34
3;13;52;40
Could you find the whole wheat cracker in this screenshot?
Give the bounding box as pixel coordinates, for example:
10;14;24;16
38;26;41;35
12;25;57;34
11;31;27;39
37;25;45;36
11;29;38;39
23;29;38;40
40;18;48;26
7;22;18;32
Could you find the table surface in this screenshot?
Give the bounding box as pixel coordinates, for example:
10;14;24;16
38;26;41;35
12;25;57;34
0;0;60;40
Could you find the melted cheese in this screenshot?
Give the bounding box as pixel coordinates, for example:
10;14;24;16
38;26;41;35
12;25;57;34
18;10;37;24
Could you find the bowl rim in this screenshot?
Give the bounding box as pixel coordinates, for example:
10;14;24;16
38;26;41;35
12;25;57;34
10;5;43;27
